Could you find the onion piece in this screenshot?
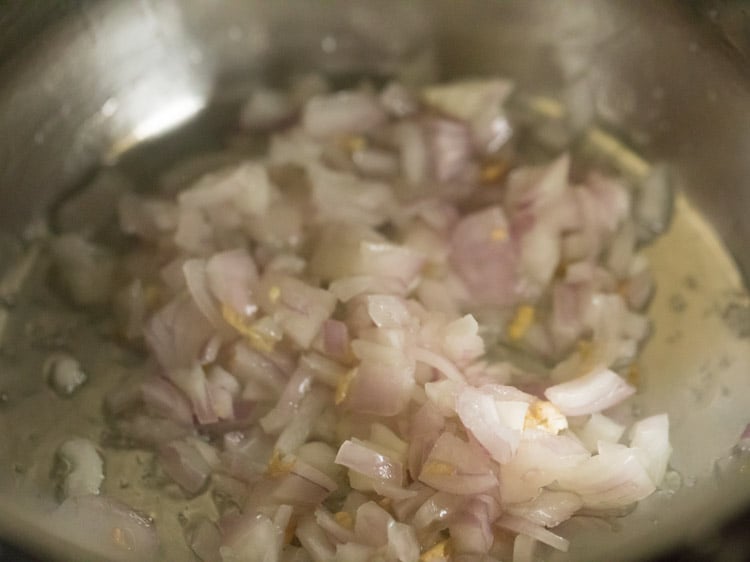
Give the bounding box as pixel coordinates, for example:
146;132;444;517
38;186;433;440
45;353;87;397
274;388;329;454
182;258;229;331
311;223;425;287
366;295;411;328
256;273;337;349
258;470;333;507
335;439;403;486
307;163;395;228
115;415;194;447
226;342;287;396
320;320;351;361
449;498;495;555
206;366;240;421
57;438;104;498
345;340;416;416
352;147;399;178
450;206;519;306
418;432;498;495
387;521;420;562
179;162;272;217
505;154;570;217
329;275;408;302
168;364;217;425
441;314;485;365
221;507;288;562
629;414;671;485
296;514;335;562
634;164;673;242
380;81;418;117
544;367;635;416
497;515;570;552
413;347;465;383
513;534;538;562
506;491;583;528
422;79;514;120
556;442;656;509
141;376;194;426
395;120;429;186
220;430;272;483
576;413;625;452
456;386;522;464
159;438;216;494
188;517;221;562
302;90;386;138
354;501;393;547
260;367;314;434
334;543;375;562
205;248;258;317
315;509;356;544
425;117;473;183
240;87;295;132
499;430;590;504
144;295;215;370
51;496;159;562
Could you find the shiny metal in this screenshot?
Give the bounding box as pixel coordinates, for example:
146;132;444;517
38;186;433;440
1;1;750;561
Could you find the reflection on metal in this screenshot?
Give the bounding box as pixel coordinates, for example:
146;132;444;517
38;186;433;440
107;94;206;162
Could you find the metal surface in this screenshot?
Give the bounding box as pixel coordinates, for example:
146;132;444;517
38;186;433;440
0;1;750;561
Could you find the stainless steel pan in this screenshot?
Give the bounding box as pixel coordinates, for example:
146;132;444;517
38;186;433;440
0;2;749;560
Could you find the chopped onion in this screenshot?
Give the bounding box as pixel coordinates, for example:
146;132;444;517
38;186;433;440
144;295;216;370
354;501;393;547
352;147;400;178
182;258;229;331
51;496;159;561
456;386;521;464
635;164;673;242
497;514;570;552
629;414;671;485
556;442;656;509
576;413;626;452
419;432;498;495
387;520;420;562
345;340;416;416
413;347;466;383
83;76;673;561
45;353;87;397
240;87;295;131
205;248;258;317
544;367;636;416
380;81;418;117
159;438;215;494
512;533;538;562
425;117;474;183
179;162;272;218
189;518;221;562
449;498;495;554
57;437;104;498
296;514;335;562
335;439;403;485
450;206;519;306
506;491;583;528
302;91;386;138
140;376;194;426
256;273;337;349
